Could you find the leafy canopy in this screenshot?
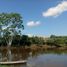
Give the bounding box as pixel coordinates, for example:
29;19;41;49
0;13;24;37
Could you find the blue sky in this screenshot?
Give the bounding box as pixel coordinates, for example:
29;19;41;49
0;0;67;36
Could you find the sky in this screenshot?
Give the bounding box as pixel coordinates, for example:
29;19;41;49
0;0;67;36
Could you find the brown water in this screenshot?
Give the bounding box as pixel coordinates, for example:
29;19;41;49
0;48;67;67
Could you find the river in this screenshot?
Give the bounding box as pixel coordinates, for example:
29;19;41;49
0;47;67;67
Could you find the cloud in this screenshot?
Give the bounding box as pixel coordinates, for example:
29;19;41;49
27;21;40;27
42;1;67;17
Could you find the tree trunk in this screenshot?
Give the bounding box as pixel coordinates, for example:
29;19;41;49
6;37;13;61
7;48;12;61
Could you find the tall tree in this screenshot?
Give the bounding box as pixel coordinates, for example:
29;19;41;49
0;13;24;61
0;13;24;47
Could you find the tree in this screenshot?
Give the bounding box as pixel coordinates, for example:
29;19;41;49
20;35;31;46
50;35;56;38
12;35;21;46
0;13;24;47
54;38;65;47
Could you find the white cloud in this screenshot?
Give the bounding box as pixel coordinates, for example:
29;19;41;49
42;1;67;17
27;21;40;27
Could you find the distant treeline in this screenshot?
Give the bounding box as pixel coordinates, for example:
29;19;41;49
49;35;67;47
0;35;67;47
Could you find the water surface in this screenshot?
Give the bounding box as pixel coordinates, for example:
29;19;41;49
0;48;67;67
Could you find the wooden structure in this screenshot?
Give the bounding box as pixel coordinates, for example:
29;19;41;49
0;60;27;65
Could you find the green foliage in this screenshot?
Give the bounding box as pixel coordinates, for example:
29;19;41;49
12;35;21;46
20;35;31;46
46;38;55;46
0;13;24;46
47;35;67;47
0;33;67;47
29;36;45;45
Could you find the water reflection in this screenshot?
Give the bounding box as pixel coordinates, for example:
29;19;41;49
0;47;30;62
0;64;28;67
0;47;67;67
27;49;67;67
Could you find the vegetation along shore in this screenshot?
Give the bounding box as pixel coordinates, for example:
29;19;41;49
0;35;67;50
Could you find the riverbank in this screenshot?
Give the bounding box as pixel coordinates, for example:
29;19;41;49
29;44;67;50
0;44;67;51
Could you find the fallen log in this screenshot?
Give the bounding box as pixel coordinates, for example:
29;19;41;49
0;60;27;65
